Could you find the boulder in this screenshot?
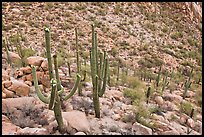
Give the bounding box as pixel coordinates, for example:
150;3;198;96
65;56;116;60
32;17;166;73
26;56;45;66
2;97;37;113
25;74;33;82
8;80;30;96
132;122;152;135
62;110;90;134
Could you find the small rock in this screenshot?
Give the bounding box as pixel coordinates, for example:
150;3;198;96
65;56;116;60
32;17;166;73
2;69;10;81
2;92;7;98
7;51;21;64
112;114;121;121
2;122;21;135
20;66;32;74
74;132;86;135
62;110;90;134
26;56;45;66
155;96;163;106
161;129;180;135
187;118;195;128
2;115;10;123
3;81;12;88
14;70;24;78
3;88;15;98
25;81;32;86
25;74;33;82
132;122;152;135
41;59;48;71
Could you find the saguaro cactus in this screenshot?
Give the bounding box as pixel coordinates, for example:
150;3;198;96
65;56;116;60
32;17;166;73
183;67;193;99
90;24;109;118
156;65;162;87
31;27;81;133
161;71;169;94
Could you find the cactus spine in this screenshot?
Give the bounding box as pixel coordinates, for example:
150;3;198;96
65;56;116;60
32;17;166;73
90;24;109;118
183;67;193;99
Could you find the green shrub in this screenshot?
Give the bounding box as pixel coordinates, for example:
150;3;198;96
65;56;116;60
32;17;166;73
180;101;193;116
187;38;198;47
170;31;183;40
22;48;36;58
123;88;145;102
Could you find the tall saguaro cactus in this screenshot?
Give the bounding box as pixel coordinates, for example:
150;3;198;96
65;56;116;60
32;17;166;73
31;27;81;133
75;27;82;96
90;24;109;118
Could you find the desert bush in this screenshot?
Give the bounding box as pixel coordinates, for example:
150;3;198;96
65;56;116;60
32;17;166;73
180;101;193;116
170;31;183;40
123;87;145;102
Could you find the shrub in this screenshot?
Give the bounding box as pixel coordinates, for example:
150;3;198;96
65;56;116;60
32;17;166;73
170;31;183;40
123;88;145;102
180;101;193;116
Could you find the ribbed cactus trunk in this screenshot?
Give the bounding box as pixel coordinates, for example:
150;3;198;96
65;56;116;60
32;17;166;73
75;28;82;96
53;55;64;133
90;24;100;118
90;24;109;118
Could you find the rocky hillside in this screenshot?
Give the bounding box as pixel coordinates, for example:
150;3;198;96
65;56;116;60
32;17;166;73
2;2;202;135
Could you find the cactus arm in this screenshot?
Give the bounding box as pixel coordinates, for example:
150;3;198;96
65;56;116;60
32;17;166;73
49;79;57;110
58;85;64;96
44;27;54;80
94;32;99;76
53;55;61;91
99;58;108;97
63;74;81;101
97;51;103;94
31;65;49;104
